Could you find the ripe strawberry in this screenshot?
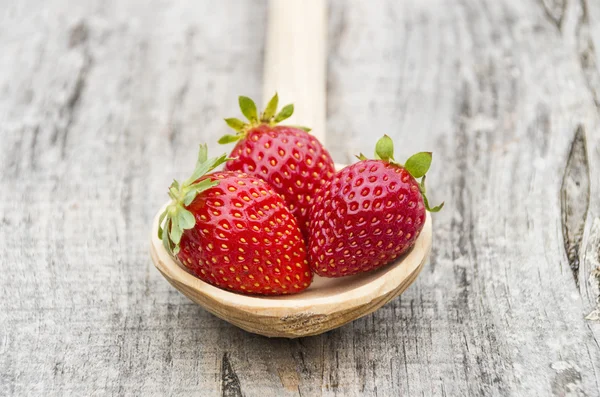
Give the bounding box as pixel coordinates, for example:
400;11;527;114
307;135;443;277
158;144;312;295
219;94;335;239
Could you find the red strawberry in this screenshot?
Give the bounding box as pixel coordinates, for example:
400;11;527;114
219;94;335;239
158;144;312;295
307;135;443;277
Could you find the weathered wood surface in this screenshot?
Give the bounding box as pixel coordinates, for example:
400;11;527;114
1;0;600;395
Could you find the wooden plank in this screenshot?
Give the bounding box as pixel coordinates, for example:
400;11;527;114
0;1;268;395
1;0;600;396
326;2;600;396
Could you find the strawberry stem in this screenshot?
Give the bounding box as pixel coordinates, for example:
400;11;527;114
158;144;232;255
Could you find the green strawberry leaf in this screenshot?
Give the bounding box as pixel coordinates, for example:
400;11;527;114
168;185;179;200
184;150;230;185
158;209;168;240
405;152;432;178
183;189;197;206
239;96;258;123
274;104;294;123
429;202;444;212
375;135;394;161
419;174;444;212
262;93;279;121
423;194;444;212
177;208;195;230
184;179;219;205
224;118;246;131
162;145;230;257
218;134;242;144
169;215;183;245
225;95;304;138
356;153;368;161
162;219;172;252
290;125;311;132
419;175;427;194
197;144;208;165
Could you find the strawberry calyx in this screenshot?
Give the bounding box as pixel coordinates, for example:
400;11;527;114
158;144;232;256
219;93;311;144
357;135;444;212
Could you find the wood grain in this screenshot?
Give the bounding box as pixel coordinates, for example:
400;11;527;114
561;125;590;286
1;0;600;396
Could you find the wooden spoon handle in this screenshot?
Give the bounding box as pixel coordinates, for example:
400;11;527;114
263;0;327;144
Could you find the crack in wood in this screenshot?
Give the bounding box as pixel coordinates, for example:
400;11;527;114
60;56;92;158
328;0;347;49
451;82;472;261
538;0;567;31
50;20;93;159
527;104;551;157
221;353;243;397
576;0;600;112
560;125;590;287
584;218;600;321
69;20;89;48
167;27;195;147
29;125;39;170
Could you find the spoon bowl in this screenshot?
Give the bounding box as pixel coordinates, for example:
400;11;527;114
150;204;432;338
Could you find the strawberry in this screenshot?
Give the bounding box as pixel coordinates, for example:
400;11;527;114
219;94;335;239
307;135;443;277
158;144;312;295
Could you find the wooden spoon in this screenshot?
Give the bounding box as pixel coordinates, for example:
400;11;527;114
150;210;431;338
150;0;433;337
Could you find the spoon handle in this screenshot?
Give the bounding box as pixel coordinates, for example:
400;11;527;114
263;0;327;144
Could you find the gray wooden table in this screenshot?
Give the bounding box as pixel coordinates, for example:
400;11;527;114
2;0;600;395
